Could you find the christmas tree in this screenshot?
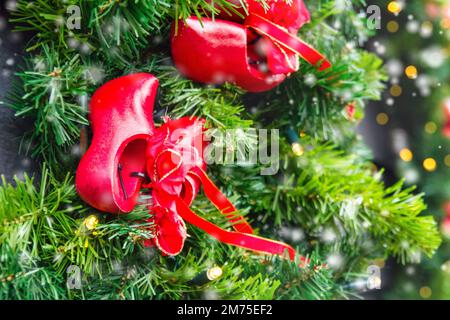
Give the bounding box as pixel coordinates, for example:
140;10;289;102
0;0;442;300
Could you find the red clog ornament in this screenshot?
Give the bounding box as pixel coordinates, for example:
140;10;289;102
76;73;158;213
171;0;331;92
76;73;306;263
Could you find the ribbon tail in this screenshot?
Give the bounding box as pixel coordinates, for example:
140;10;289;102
191;167;254;234
245;13;332;71
175;196;304;262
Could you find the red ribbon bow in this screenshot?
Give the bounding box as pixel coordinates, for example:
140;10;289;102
76;73;306;264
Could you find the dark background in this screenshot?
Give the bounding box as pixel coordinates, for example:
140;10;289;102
0;2;36;181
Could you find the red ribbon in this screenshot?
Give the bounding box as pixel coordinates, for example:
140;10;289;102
245;13;331;71
145;117;307;265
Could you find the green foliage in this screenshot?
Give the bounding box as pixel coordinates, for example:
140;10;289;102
8;46;92;163
149;60;253;129
0;167;346;300
213;137;441;265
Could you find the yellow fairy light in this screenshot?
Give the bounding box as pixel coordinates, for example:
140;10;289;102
376;113;389;125
419;286;432;299
387;1;402;14
421;21;433;35
83;215;99;230
390;85;402;97
441;18;450;30
292;142;304;156
444;155;450;167
399;148;413;162
206;266;223;280
367;276;382;289
424;121;437;134
387;20;399;33
405;65;418;79
441;260;450;273
423;158;437;172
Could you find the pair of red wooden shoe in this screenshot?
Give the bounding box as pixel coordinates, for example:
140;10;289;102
171;0;331;92
76;73;303;261
76;1;327;260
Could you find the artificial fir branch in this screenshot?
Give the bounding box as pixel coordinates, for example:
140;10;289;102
8;45;93;164
0;167;346;299
213;137;441;264
150;61;253;129
0;167;154;277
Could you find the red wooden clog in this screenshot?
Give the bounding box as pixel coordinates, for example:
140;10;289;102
76;73;158;213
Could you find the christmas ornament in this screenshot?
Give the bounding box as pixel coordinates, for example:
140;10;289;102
76;73;305;262
76;73;158;213
188;266;223;285
171;0;331;92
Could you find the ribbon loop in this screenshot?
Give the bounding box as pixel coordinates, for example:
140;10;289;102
143;117;308;265
245;13;331;71
174;195;298;260
190;167;254;234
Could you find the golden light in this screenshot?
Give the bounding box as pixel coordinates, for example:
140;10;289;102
424;121;437;134
444;155;450;167
421;21;433;36
399;148;413;162
405;65;418;79
419;286;432;299
387;1;402;14
292;142;304;156
441;18;450;30
387;20;399;33
423;158;437;172
368;276;382;289
207;266;223;280
390;85;402;97
83;215;99;230
441;260;450;273
376;113;389;125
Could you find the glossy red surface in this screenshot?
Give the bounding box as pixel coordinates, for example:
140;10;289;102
171;17;286;92
76;73;158;213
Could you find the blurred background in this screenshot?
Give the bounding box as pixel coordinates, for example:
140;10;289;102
359;0;450;299
0;0;449;299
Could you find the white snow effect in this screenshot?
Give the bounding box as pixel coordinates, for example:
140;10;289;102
321;228;337;243
326;253;344;270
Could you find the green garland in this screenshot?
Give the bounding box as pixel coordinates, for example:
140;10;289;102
0;0;442;299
